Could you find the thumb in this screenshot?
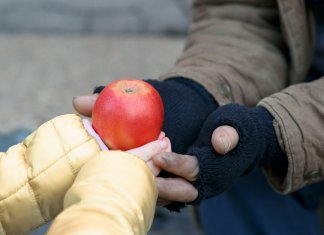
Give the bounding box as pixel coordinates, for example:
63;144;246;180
72;94;98;117
211;125;239;155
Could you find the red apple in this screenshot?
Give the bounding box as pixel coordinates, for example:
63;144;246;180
92;79;164;151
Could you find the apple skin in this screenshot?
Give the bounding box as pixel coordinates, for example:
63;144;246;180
92;79;164;151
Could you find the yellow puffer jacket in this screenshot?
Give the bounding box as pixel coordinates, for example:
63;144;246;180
0;114;157;235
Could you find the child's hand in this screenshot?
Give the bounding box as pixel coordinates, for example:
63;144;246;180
127;132;171;176
83;118;171;175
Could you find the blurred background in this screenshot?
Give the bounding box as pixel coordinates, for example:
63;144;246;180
0;0;202;234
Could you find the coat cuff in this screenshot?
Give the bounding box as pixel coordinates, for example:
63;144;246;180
47;152;157;235
82;119;108;151
258;100;321;194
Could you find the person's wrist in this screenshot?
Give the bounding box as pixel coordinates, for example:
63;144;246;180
250;106;288;174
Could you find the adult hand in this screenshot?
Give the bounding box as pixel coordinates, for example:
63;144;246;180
186;104;285;204
73;78;218;154
127;136;199;208
73;94;98;117
74;93;240;154
128;123;239;207
152;152;199;207
73;93;238;202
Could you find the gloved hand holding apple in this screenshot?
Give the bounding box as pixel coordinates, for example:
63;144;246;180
92;79;165;151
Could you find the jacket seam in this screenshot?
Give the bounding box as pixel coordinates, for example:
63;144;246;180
50;120;78;177
0;137;93;202
27;182;48;222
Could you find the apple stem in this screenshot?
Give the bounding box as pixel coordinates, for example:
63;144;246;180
125;88;135;93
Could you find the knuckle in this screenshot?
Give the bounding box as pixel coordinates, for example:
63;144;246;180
188;164;199;181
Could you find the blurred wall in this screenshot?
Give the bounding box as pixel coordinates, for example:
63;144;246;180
0;0;192;132
0;0;191;35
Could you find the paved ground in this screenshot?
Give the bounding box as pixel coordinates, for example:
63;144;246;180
0;34;201;235
0;34;185;132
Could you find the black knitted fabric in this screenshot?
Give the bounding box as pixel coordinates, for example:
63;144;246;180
187;104;286;205
93;86;105;94
148;78;218;211
145;78;218;153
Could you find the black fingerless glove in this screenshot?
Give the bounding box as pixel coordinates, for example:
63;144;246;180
94;78;218;153
187;104;287;205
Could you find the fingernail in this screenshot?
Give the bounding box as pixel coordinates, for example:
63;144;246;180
160;140;168;149
74;95;97;102
218;134;230;153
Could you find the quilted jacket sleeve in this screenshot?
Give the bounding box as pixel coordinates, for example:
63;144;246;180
0;114;101;235
47;151;157;235
0;114;157;235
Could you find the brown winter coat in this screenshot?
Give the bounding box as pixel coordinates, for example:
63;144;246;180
159;0;324;194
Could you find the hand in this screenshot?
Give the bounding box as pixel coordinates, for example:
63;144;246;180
76;94;239;154
85;115;172;176
127;134;198;208
152;152;199;208
140;125;239;210
186;104;285;204
127;132;172;176
72;78;218;154
73;94;98;117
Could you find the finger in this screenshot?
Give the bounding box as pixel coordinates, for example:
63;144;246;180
158;132;172;152
156;199;171;207
153;152;198;181
145;160;160;176
158;131;166;140
127;137;171;162
156;177;198;203
211;125;239;155
164;136;172;152
72;94;98;117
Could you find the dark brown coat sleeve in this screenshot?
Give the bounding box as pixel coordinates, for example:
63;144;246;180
159;0;288;106
260;78;324;194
